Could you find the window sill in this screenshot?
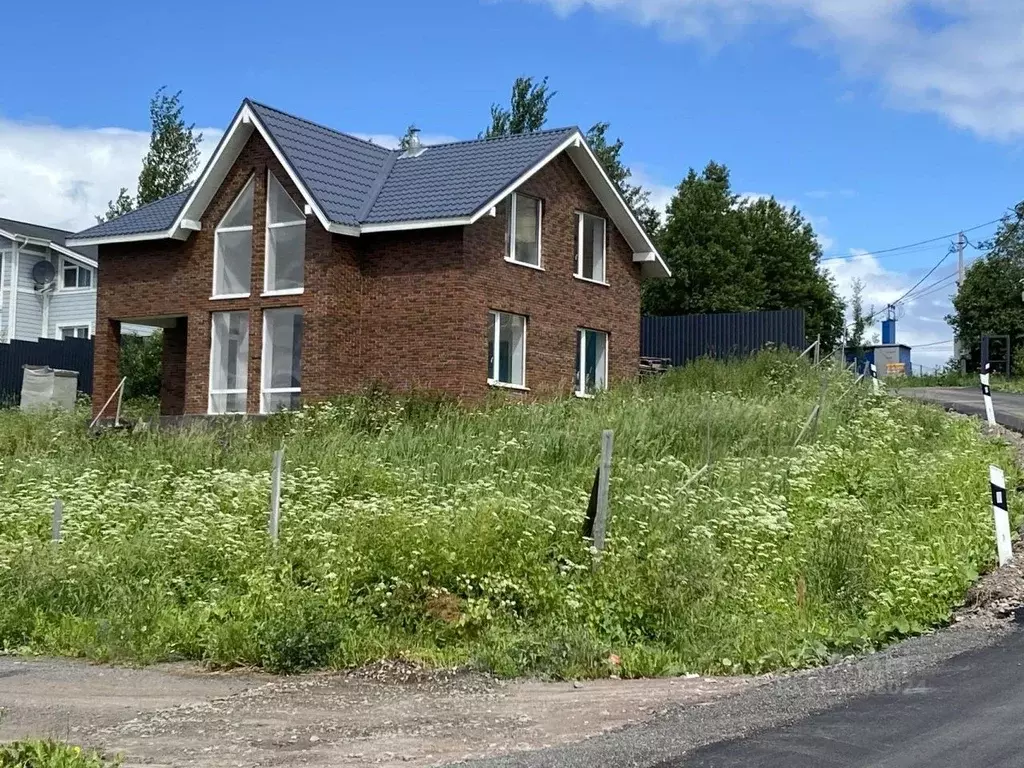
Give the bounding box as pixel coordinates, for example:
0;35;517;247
488;380;530;392
210;293;251;301
55;287;95;294
574;274;610;287
504;257;545;272
574;391;596;399
261;288;304;297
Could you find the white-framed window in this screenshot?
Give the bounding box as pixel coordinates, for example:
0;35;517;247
575;212;607;283
213;177;254;298
208;311;249;415
506;193;542;268
60;259;93;290
576;328;608;396
261;307;303;413
487;311;527;388
57;324;92;340
264;171;306;294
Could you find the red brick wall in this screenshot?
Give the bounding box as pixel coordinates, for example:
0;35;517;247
462;152;642;397
93;131;643;415
160;319;187;415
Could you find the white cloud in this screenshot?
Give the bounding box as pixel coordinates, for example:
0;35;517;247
526;0;1024;139
0;118;222;233
826;250;958;370
629;166;676;219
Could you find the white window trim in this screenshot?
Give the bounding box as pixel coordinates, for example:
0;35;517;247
506;193;543;268
260;308;303;414
574;212;608;284
263;170;307;296
487;310;528;389
55;322;94;340
212;176;255;299
576;328;609;397
207;311;249;416
57;256;95;293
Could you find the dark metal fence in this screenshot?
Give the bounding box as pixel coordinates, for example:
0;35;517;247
641;309;807;367
0;338;94;405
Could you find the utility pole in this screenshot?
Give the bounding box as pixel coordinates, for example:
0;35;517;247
956;231;966;375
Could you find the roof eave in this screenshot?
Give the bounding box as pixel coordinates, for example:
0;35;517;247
66;229;183;248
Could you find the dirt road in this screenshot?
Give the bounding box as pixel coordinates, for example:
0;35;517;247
0;657;750;767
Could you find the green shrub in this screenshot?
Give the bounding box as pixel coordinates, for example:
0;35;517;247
118;331;162;400
0;741;119;768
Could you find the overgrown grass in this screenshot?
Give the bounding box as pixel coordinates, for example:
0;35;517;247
0;353;1016;678
0;741;119;768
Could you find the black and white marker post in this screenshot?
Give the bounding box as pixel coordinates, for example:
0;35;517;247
990;464;1013;566
870;362;879;394
980;364;997;427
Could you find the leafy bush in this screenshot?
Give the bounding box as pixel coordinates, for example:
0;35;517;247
0;353;1016;677
118;331;162;400
0;741;119;768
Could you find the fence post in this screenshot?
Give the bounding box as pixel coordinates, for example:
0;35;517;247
813;335;821;366
51;499;63;543
870;363;880;394
592;430;614;556
268;449;283;544
990;465;1012;566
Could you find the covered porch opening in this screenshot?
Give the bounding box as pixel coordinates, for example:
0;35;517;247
117;315;187;417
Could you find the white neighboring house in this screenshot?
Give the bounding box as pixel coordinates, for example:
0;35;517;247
0;217;98;343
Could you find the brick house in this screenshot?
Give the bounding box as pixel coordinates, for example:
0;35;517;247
68;100;669;417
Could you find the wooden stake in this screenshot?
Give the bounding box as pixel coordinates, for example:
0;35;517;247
268;449;283;544
593;430;614;555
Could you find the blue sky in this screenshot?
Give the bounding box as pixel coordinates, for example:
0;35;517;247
3;0;1022;366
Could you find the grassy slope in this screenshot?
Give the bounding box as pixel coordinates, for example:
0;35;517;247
0;353;1016;678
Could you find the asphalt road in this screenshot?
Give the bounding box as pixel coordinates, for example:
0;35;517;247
672;626;1024;767
898;386;1024;431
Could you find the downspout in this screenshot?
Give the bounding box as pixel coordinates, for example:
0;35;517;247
41;248;51;339
6;237;19;341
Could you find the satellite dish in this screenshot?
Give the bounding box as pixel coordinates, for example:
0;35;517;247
32;260;55;288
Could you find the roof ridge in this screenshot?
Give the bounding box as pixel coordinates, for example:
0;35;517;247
247;99;578;153
246;99;392;154
356;151;400;223
416;126;579;151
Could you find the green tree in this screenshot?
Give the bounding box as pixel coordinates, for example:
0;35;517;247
948;202;1024;370
644;163;844;350
742;196;845;349
643;162;761;316
484;76;662;236
848;278;868;352
99;87;203;222
484;76;555;138
585;122;662;237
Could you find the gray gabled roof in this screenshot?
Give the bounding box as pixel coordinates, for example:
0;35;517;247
71;101;579;240
0;216;97;262
363;128;577;224
71;189;191;242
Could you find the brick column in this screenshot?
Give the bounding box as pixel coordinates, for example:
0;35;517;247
91;318;122;419
160;319;188;416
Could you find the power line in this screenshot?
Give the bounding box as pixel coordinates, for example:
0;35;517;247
901;270;959;302
914;338;955;349
891;247;955;306
906;274;960;302
820;218;1002;263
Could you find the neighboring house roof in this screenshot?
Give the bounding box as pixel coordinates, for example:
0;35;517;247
0;216;97;267
68;99;668;278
